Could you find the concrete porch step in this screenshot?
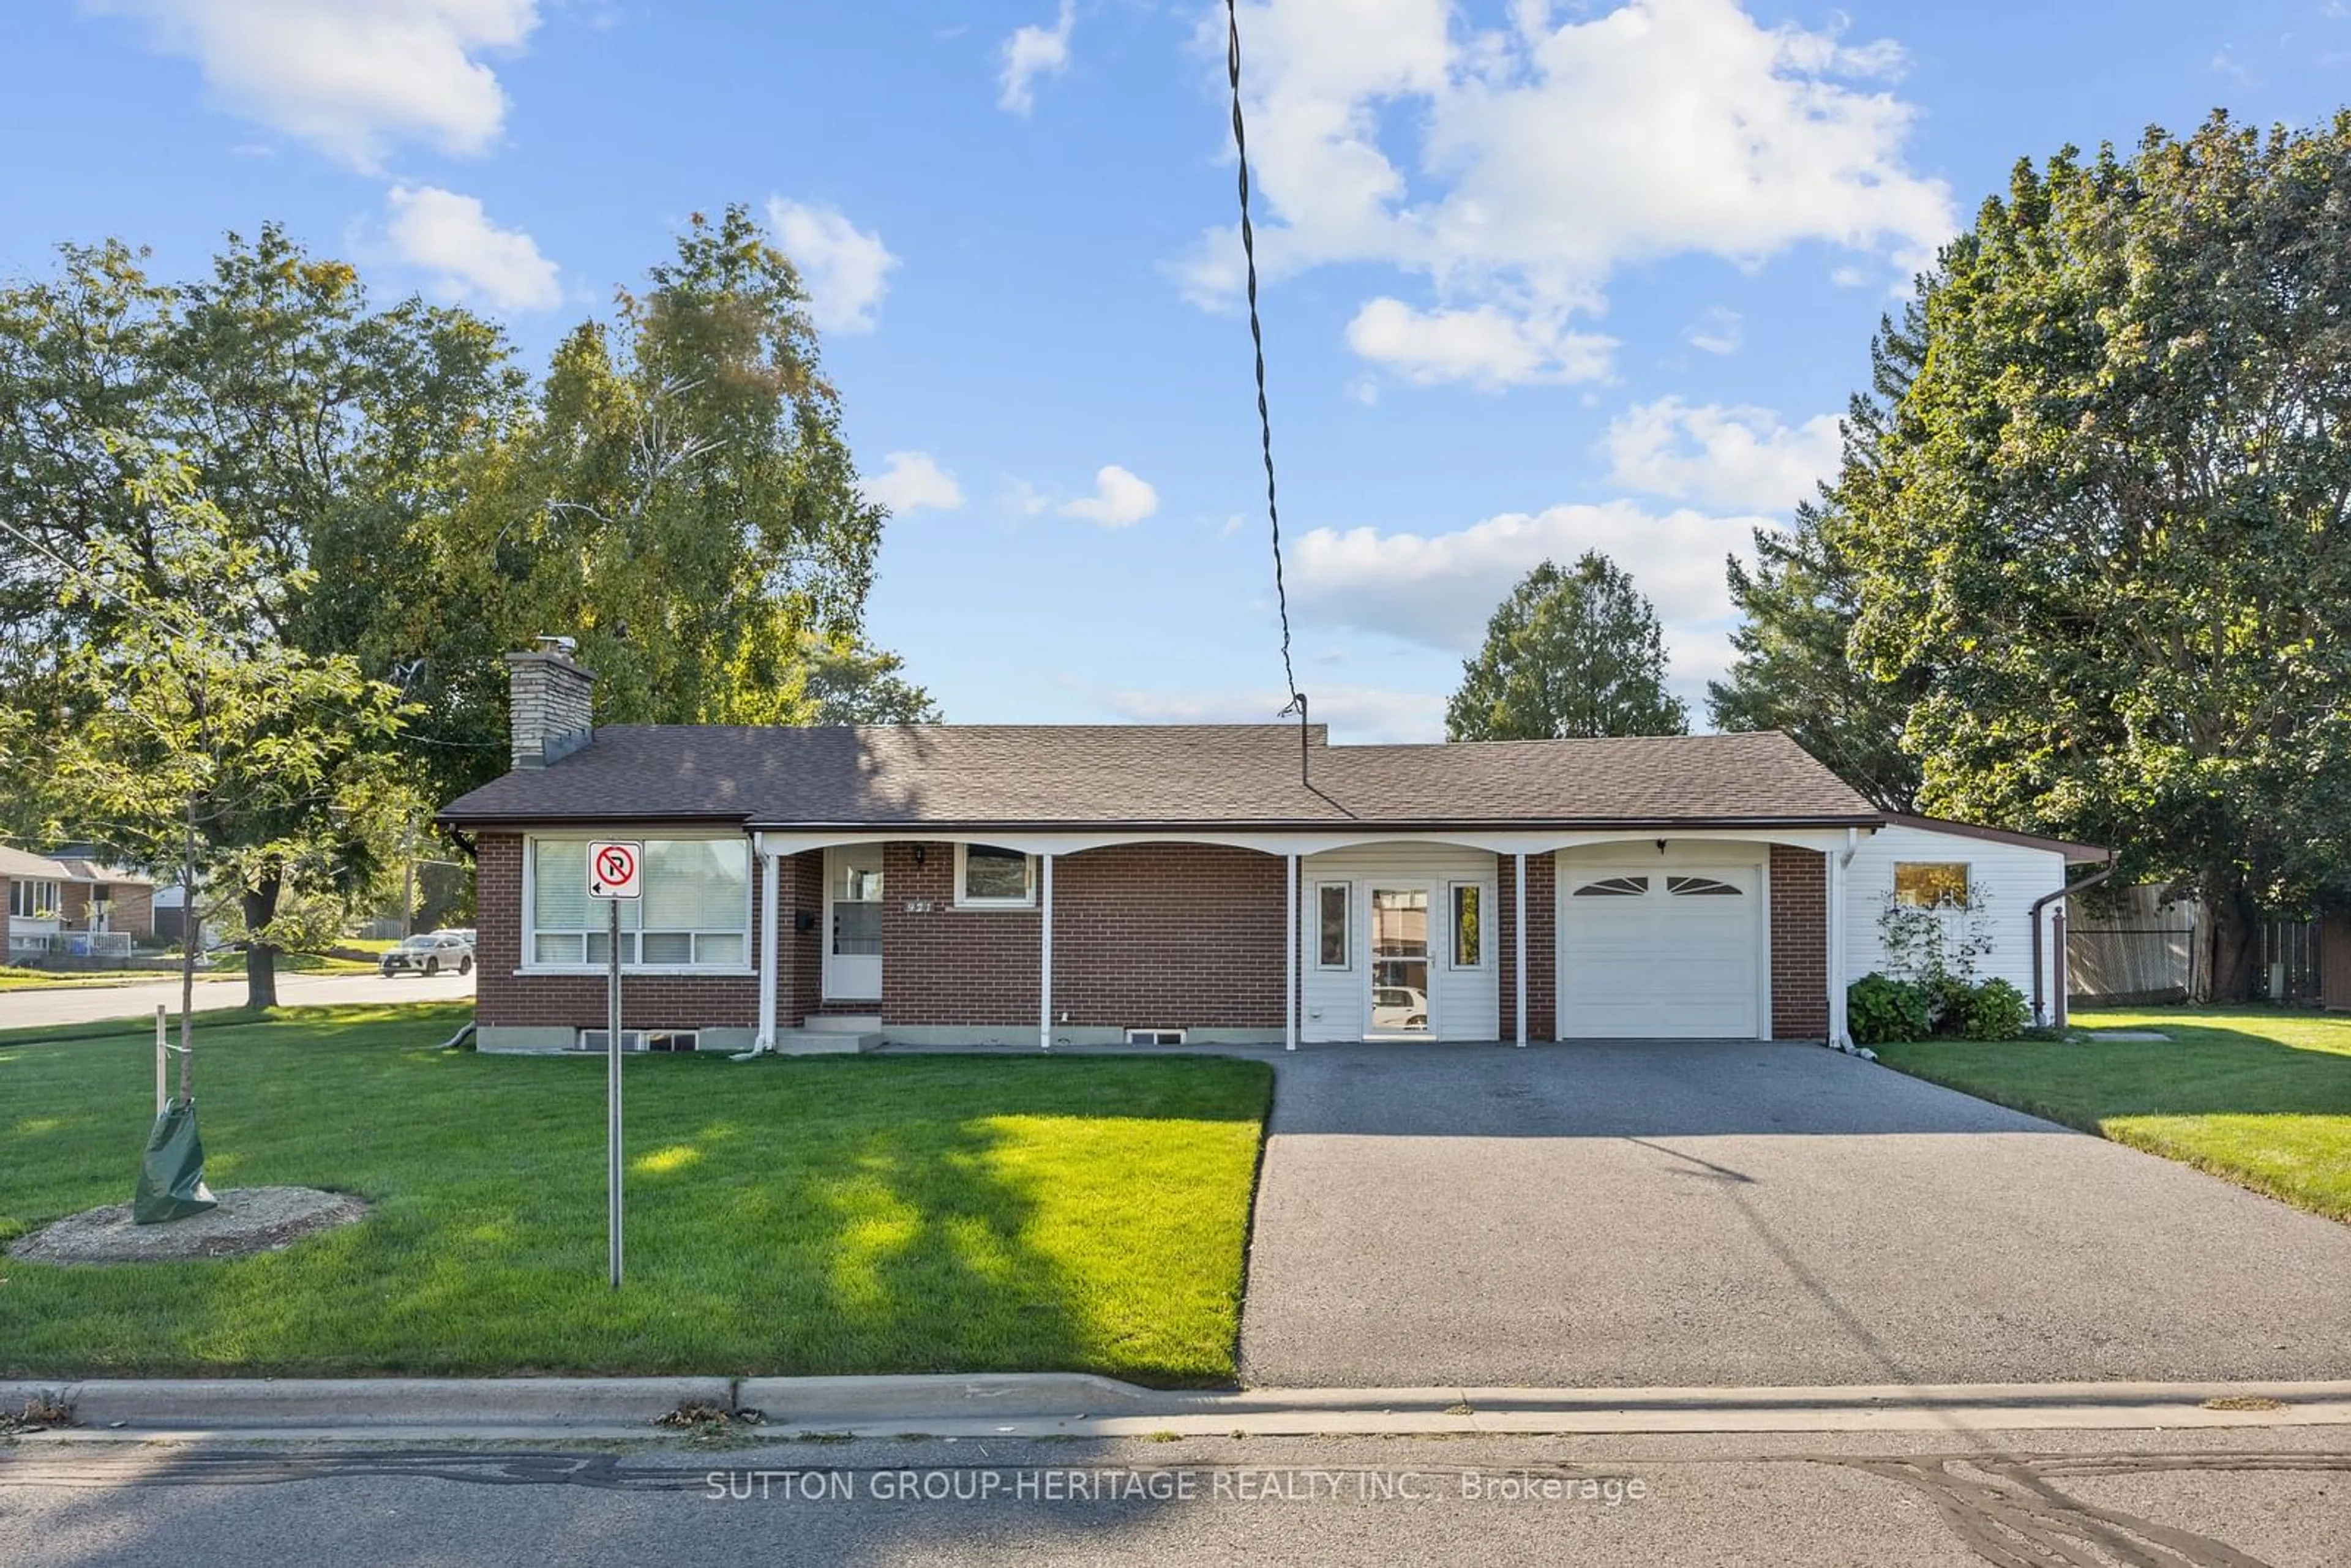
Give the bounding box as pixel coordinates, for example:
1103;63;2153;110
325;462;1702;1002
803;1011;882;1033
774;1029;883;1055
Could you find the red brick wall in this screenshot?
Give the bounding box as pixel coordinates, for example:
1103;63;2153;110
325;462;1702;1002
1769;845;1829;1040
1051;844;1284;1027
473;833;762;1033
107;882;155;938
59;883;89;926
880;841;1040;1026
1496;853;1558;1042
788;851;823;1023
876;841;1289;1030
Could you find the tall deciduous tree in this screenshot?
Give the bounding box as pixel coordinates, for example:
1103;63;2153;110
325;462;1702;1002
1445;553;1690;740
457;205;910;746
1832;112;2351;1000
29;449;414;1014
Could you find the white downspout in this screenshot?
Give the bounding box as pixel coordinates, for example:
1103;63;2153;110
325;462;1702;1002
1513;852;1528;1048
1038;852;1055;1051
1284;853;1299;1051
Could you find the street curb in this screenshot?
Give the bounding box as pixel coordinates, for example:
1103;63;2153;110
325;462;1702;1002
8;1376;2351;1440
4;1377;733;1430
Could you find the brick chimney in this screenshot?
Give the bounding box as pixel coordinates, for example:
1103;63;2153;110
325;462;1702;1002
504;642;596;771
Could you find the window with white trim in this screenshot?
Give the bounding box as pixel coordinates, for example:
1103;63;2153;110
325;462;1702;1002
9;880;59;919
1450;882;1485;968
1314;882;1351;969
528;837;750;969
955;843;1037;907
1893;861;1969;908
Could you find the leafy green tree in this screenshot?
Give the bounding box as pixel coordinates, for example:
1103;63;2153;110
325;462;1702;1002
1832;112;2351;1000
1709;508;1924;812
25;448;414;1013
1445;552;1689;740
463;206;899;748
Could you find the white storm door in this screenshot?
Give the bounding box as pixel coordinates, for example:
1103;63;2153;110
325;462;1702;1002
823;845;883;1000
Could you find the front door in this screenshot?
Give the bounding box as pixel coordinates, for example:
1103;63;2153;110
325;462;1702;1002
823;846;883;1000
1367;885;1432;1035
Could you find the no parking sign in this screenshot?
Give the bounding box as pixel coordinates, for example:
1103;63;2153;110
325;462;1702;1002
588;840;642;899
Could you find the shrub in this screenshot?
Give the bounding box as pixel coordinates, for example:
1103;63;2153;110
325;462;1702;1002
1952;978;2030;1041
1847;972;1933;1045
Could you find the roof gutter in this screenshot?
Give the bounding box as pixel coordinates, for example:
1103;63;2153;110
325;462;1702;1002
2032;852;2121;1027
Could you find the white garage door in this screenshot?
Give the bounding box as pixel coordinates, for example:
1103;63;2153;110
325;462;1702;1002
1560;867;1760;1038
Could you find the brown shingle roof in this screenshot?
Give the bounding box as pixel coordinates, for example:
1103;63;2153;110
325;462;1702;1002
437;725;1880;831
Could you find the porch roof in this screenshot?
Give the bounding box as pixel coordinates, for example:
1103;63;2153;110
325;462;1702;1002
437;724;1883;833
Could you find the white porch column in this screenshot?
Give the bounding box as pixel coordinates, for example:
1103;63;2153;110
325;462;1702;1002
1513;852;1528;1048
1284;853;1299;1051
1038;852;1055;1051
757;848;780;1051
1826;839;1849;1046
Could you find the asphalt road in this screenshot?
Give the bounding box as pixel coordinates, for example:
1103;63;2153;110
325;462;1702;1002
1240;1041;2351;1389
3;1428;2343;1567
0;969;474;1029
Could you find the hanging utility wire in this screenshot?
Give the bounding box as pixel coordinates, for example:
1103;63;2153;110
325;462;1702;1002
1221;0;1312;782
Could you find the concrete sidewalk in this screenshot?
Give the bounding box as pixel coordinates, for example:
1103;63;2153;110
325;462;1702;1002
8;1374;2350;1443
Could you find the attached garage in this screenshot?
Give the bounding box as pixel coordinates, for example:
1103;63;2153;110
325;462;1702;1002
1558;860;1764;1038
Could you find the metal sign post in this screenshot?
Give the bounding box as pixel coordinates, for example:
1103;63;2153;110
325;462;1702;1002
587;840;642;1289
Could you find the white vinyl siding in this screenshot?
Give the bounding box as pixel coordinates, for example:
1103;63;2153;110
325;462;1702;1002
1299;844;1498;1041
526;835;751;971
1843;824;2064;1000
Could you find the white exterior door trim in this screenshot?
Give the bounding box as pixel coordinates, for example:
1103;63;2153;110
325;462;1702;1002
821;844;883;1001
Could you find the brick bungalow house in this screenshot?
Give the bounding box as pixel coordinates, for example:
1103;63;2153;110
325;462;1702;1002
436;650;2104;1053
3;845;156;956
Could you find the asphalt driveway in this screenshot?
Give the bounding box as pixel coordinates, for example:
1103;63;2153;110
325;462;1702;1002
1238;1041;2351;1389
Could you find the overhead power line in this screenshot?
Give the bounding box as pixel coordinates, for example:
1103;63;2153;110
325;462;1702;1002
1221;0;1312;783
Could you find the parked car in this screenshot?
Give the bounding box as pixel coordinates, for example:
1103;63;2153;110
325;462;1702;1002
1371;986;1428;1030
380;932;474;978
429;926;477;948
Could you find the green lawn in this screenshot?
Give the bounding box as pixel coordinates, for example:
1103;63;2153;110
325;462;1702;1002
0;1005;1274;1384
1875;1007;2351;1221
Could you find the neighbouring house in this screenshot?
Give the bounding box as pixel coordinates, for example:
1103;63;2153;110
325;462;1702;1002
2;846;157;958
434;650;2107;1054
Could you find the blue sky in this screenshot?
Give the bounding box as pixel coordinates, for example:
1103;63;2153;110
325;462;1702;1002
6;1;2347;740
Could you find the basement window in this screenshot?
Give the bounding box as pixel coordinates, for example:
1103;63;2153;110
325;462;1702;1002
576;1029;699;1053
1125;1027;1188;1046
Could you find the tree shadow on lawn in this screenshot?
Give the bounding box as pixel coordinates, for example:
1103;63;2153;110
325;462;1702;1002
0;1029;1270;1386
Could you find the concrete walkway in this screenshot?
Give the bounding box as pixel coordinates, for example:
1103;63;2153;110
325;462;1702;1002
1238;1041;2351;1390
0;969;474;1029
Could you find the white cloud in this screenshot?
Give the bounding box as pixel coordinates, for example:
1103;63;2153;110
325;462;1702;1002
765;198;898;334
92;0;538;170
383;184;560;311
1059;465;1159;527
999;0;1075;115
1104;685;1444;743
861;451;964;515
1683;306;1742;356
1182;0;1953;386
1829;264;1870;288
1345;298;1614;389
1288;500;1767;675
1603;396;1840;512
